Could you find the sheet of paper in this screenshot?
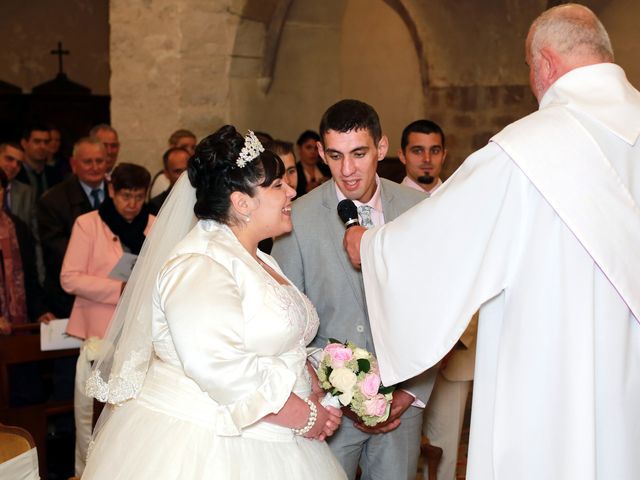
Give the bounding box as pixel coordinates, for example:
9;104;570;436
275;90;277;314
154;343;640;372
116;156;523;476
40;318;82;351
108;252;138;282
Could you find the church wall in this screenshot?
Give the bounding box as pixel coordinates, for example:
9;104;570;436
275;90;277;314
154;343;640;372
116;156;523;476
229;0;427;156
410;0;544;88
229;0;541;178
109;0;239;173
106;0;640;177
4;0;637;178
228;1;346;139
423;85;536;179
596;0;640;85
340;0;425;157
0;0;109;94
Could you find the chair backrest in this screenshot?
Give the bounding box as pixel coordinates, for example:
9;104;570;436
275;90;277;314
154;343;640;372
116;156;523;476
0;423;35;463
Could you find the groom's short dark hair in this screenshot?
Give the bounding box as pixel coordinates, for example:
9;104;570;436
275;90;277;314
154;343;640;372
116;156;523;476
319;99;382;146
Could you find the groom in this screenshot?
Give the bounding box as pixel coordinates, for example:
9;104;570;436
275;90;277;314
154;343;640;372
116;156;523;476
272;99;437;480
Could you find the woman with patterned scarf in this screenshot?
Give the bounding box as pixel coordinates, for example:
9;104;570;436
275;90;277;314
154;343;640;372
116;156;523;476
0;169;52;334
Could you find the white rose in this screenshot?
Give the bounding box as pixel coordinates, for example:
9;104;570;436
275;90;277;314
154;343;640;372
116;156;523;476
338;389;354;406
353;348;370;360
329;367;357;405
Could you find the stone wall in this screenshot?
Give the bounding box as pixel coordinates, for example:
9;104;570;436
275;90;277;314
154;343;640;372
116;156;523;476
424;85;538;179
228;0;540;177
109;0;239;172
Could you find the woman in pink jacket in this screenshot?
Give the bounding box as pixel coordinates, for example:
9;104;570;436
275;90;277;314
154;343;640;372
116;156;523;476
60;162;155;475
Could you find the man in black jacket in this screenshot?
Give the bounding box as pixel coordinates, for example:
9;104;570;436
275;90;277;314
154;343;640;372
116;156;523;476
17;123;63;198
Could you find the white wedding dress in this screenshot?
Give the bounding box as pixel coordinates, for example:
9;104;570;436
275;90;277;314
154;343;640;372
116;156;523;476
83;220;346;479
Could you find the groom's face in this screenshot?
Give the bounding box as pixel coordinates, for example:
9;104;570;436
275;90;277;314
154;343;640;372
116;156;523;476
318;128;388;204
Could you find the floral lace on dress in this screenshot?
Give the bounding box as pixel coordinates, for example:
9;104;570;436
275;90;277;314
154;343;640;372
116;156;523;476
272;283;319;348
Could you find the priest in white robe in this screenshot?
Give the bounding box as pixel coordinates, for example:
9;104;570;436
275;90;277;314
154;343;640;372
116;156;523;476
343;4;640;480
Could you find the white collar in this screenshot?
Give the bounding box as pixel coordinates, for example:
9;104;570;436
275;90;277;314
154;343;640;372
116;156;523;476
540;63;640;145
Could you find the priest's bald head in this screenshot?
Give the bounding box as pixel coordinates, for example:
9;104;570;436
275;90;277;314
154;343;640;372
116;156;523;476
526;3;614;102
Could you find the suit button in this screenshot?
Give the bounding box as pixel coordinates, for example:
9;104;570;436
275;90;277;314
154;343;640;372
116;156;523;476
356;325;364;333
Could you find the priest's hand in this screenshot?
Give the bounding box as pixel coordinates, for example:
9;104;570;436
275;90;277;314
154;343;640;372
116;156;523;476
343;226;366;269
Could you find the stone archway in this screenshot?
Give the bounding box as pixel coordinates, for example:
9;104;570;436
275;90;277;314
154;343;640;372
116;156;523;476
227;0;426;152
112;0;640;176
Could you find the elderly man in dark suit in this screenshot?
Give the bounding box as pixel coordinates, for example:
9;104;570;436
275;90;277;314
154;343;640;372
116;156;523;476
37;138;108;318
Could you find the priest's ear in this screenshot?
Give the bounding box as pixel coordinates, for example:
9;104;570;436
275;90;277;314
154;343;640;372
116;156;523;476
538;46;563;90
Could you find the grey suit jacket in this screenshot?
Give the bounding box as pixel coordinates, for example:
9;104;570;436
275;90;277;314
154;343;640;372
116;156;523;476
272;179;436;404
9;180;37;234
9;180;45;282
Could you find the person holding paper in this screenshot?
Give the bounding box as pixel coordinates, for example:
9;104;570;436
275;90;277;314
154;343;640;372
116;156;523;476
343;4;640;479
60;162;155;476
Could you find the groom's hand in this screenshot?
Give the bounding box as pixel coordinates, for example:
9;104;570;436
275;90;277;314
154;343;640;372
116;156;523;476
352;390;414;434
343;226;366;269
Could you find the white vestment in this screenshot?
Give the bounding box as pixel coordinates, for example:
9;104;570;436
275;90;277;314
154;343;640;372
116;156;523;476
361;63;640;480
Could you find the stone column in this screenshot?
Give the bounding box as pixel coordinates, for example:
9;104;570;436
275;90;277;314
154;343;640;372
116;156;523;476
109;0;240;172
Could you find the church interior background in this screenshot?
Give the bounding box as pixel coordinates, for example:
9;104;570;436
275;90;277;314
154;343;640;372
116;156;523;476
1;0;639;478
3;0;638;178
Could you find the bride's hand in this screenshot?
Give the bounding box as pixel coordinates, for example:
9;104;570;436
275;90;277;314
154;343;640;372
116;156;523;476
303;400;342;441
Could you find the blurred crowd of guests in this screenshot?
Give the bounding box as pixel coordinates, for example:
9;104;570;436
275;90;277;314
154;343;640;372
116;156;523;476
0;123;330;336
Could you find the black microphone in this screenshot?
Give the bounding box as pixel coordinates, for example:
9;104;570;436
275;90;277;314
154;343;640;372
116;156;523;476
337;199;360;229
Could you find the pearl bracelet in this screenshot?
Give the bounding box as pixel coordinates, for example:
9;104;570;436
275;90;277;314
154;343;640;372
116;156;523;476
291;398;318;436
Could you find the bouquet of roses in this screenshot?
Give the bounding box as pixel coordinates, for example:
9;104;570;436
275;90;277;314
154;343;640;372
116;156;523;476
316;339;395;426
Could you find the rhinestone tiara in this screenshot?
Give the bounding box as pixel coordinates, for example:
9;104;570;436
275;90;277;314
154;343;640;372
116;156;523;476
235;130;264;168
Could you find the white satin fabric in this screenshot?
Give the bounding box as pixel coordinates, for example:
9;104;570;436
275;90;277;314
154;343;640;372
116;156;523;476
74;343;95;476
83;220;346;479
0;448;39;480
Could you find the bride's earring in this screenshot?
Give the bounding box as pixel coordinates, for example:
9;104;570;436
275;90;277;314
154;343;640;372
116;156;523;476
244;214;251;223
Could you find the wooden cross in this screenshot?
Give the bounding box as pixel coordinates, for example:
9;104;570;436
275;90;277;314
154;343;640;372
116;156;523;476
50;41;69;75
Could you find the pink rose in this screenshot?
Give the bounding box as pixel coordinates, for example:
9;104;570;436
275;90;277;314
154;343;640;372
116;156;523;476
324;343;353;369
359;373;381;398
363;394;388;417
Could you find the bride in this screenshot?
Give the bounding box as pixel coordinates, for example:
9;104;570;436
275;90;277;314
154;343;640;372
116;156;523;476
82;125;346;479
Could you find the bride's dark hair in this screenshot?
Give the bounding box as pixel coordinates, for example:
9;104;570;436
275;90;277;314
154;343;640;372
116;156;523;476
187;125;284;223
